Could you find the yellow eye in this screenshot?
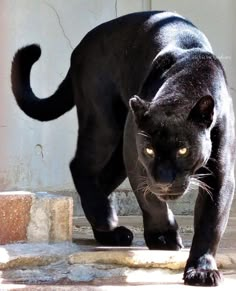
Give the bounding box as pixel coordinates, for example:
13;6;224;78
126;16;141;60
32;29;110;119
178;147;189;157
145;147;155;157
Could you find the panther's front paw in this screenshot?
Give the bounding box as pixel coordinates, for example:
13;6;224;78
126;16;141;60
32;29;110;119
184;254;222;286
184;267;222;286
93;226;133;246
144;229;183;250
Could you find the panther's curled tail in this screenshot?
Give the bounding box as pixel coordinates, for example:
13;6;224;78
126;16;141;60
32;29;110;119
11;44;74;121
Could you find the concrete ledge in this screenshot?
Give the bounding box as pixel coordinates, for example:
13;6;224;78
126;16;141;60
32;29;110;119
0;191;73;244
0;226;235;285
0;244;235;272
69;250;189;270
69;250;236;270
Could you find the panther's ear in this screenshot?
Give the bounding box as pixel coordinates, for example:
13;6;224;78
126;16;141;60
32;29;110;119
129;95;149;124
188;95;214;128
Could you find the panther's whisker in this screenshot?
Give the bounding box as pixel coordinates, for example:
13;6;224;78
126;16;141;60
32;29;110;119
137;132;151;139
190;177;213;201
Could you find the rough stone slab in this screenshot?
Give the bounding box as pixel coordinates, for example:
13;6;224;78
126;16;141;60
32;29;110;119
69;250;236;270
0;214;235;288
1;272;236;290
0;191;73;244
27;192;73;243
69;250;188;270
0;244;235;286
0;242;81;270
0;191;32;244
1;260;236;287
1;243;235;272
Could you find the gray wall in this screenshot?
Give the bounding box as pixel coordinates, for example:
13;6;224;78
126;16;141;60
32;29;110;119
0;0;235;216
0;0;148;193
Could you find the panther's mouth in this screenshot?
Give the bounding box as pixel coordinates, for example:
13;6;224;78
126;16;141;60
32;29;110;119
156;193;183;201
149;184;187;201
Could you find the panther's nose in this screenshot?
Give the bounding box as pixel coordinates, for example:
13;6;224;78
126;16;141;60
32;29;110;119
156;167;176;182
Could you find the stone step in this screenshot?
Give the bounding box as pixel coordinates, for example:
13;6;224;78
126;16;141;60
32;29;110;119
0;215;235;287
0;191;73;244
0;241;235;285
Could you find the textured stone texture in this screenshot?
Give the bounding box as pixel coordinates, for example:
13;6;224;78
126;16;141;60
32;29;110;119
0;191;32;244
0;242;80;270
0;241;235;272
69;250;189;269
0;216;235;287
69;250;236;270
1;270;236;289
0;243;235;286
0;191;73;244
27;192;73;243
50;197;73;242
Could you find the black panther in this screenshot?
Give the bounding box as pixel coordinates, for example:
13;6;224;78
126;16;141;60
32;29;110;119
11;11;235;286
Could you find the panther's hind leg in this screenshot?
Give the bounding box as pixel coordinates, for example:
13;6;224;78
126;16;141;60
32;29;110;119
70;127;133;246
93;137;133;246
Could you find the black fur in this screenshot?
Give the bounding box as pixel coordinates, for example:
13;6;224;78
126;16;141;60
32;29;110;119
11;11;235;286
11;44;74;121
